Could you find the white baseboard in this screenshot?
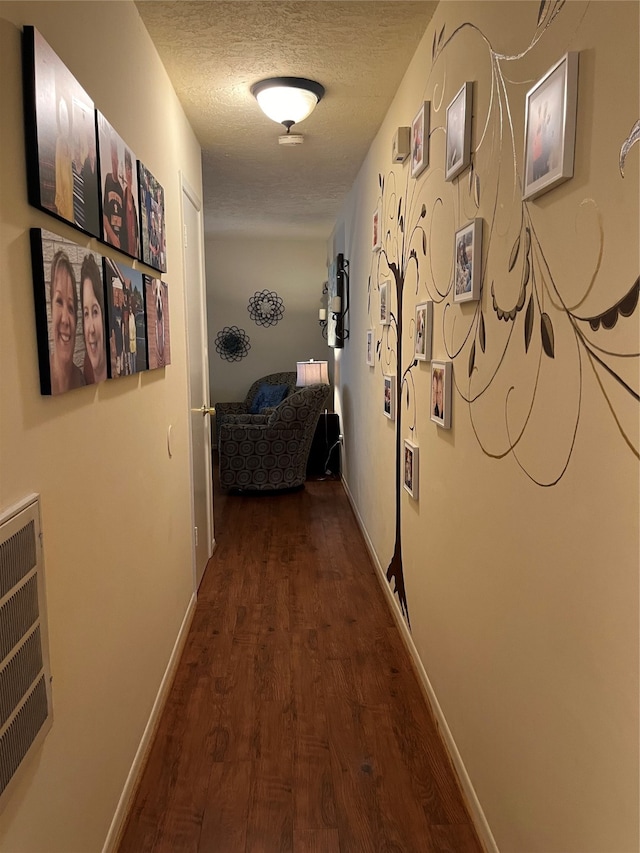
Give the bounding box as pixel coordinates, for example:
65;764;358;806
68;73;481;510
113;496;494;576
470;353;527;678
340;477;498;853
102;593;197;853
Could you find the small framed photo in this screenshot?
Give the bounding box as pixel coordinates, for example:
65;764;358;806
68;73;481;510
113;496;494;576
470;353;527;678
445;82;472;181
403;440;419;500
138;161;167;272
366;329;375;367
380;280;391;325
98;112;141;259
523;52;579;201
430;361;452;429
23;28;101;238
372;206;382;252
414;301;433;361
145;276;171;369
383;374;395;420
411;101;430;179
453;219;482;302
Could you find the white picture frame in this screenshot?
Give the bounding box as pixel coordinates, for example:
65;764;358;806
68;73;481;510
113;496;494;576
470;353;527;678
380;280;390;325
411;101;430;179
372;206;382;252
430;361;452;429
414;301;433;361
522;52;579;201
366;329;375;366
403;439;419;500
445;82;473;182
453;219;482;303
383;374;395;420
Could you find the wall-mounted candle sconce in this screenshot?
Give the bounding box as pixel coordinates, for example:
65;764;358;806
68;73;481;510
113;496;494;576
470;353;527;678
319;253;349;348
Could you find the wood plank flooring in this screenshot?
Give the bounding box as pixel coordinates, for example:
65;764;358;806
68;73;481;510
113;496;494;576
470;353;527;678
118;479;483;853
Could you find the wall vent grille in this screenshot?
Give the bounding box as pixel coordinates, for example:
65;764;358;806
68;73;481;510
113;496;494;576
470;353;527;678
0;497;52;808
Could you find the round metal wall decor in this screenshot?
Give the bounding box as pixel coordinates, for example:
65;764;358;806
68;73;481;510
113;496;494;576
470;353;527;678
247;290;285;327
215;326;251;362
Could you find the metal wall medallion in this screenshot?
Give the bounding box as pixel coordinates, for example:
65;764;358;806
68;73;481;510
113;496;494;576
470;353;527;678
215;326;251;362
247;290;285;327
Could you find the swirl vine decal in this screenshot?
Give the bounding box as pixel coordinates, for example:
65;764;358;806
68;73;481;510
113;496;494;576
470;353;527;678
368;1;639;619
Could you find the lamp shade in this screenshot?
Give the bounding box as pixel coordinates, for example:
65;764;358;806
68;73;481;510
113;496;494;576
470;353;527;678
251;77;325;129
297;359;329;386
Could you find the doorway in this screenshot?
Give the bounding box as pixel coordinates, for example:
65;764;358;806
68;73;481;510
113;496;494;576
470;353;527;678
181;175;214;589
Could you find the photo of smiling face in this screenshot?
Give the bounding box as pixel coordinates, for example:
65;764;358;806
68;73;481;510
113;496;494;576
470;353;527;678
80;254;107;384
51;254;77;370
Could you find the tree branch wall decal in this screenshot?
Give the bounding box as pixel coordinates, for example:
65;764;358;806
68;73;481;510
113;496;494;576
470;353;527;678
367;1;639;621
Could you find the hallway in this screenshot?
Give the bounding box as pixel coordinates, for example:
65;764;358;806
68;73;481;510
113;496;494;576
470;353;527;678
118;480;483;852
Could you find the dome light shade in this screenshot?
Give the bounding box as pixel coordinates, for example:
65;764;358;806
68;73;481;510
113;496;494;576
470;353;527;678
251;77;325;131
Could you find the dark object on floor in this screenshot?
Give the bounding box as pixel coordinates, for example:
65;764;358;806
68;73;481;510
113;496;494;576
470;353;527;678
307;411;341;478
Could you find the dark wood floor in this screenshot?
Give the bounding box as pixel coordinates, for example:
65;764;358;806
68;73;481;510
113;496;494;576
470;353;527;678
118;476;483;853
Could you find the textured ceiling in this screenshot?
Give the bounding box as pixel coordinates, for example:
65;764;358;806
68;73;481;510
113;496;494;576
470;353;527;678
135;1;438;237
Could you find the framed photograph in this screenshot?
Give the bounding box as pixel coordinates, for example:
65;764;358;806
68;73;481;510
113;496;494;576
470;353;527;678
98;112;141;259
411;101;430;179
383;374;395;421
366;329;375;367
104;257;148;378
414;301;433;361
145;276;171;369
403;440;419;500
30;228;108;395
445;82;473;181
23;27;101;238
380;280;390;325
523;52;579;201
138;162;167;272
430;361;452;429
453;219;482;303
372;206;381;252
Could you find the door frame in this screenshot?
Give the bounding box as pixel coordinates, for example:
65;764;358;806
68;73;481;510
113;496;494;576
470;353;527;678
180;172;214;591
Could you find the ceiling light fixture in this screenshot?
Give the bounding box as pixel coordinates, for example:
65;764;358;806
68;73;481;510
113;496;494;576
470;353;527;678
251;77;325;133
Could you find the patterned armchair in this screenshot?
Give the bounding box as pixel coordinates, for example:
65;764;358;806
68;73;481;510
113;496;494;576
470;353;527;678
218;383;330;491
214;371;298;443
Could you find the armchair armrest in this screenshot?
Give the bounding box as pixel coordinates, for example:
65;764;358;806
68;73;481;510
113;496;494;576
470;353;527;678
223;413;271;426
215;401;249;418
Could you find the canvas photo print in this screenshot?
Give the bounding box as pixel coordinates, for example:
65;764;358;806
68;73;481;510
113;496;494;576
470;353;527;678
145;276;171;369
30;228;108;395
104;258;148;378
138;161;167;272
98;112;141;259
23;27;100;237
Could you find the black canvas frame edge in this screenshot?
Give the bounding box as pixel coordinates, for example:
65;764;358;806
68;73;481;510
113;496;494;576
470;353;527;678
29;228;52;395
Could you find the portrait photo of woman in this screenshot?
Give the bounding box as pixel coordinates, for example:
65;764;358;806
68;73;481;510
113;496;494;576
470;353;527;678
29;232;88;396
80;253;108;384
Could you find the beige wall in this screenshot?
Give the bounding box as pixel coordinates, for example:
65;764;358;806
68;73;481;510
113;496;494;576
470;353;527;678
206;235;331;405
333;2;639;851
0;2;201;850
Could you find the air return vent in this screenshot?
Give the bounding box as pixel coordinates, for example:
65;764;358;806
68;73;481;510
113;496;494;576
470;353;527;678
0;496;52;809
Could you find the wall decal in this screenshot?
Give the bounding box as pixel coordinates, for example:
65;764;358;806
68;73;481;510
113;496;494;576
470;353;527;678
247;289;285;327
215;326;251;362
368;0;639;619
